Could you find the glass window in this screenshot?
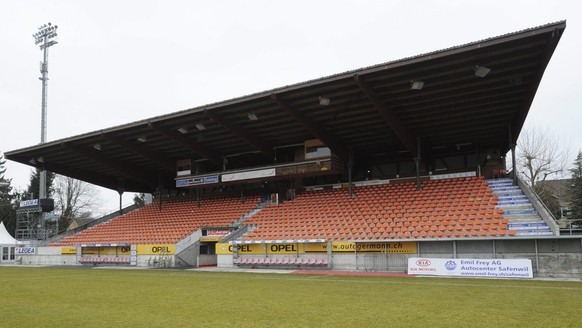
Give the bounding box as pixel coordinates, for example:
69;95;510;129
10;247;15;260
2;247;8;261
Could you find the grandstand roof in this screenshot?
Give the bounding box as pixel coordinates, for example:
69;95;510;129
6;21;566;192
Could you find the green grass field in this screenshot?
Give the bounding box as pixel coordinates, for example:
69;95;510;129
0;267;581;327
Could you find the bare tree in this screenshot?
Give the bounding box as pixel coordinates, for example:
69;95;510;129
54;175;102;228
515;124;570;188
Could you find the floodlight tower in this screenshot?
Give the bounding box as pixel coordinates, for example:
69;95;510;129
33;22;58;199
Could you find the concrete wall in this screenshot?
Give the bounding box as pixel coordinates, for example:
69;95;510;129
12;238;582;279
221;238;582;279
199;255;217;267
18;247;78;266
218;254;233;268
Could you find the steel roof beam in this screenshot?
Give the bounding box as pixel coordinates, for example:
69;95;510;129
101;133;175;172
148;122;223;165
64;143;154;188
35;160;150;192
271;94;348;161
354;74;418;157
205;110;275;159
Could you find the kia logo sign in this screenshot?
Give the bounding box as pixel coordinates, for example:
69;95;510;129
416;259;431;266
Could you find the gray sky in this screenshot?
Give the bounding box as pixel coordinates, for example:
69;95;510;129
1;1;581;214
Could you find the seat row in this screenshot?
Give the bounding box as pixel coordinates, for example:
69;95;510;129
53;195;258;246
79;257;130;264
244;176;510;241
234;257;328;265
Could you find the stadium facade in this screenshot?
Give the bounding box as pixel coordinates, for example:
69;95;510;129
5;21;581;279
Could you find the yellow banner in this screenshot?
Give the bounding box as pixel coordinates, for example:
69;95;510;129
61;247;77;255
216;243;266;255
330;242;416;253
303;243;328;252
81;247;100;255
266;243;303;255
200;236;222;242
217;242;416;254
137;244;175;255
99;246;132;255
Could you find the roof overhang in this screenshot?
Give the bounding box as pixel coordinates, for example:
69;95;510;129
6;21;566;192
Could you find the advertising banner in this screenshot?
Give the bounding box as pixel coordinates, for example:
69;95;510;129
19;199;39;208
15;247;36;255
266;243;302;255
329;242;417;253
221;168;276;182
136;244;175;255
407;257;533;278
61;247;77;255
216;243;266;255
176;175;219;187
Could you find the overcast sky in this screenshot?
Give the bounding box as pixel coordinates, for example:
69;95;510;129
1;1;581;214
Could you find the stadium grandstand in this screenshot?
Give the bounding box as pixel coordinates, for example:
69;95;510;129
5;21;582;278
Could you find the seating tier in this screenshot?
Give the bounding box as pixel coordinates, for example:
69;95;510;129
243;177;513;241
51;196;258;246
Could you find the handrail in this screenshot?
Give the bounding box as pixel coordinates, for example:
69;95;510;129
516;177;560;235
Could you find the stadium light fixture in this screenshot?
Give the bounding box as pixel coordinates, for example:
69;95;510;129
195;123;206;131
319;97;331;106
474;65;491;78
247;113;258;121
33;22;58;200
410;80;424;90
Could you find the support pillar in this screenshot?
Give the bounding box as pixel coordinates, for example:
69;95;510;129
511;143;517;186
117;180;125;215
415;137;422;191
348;147;354;196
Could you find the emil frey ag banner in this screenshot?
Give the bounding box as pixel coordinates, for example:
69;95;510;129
407;257;533;279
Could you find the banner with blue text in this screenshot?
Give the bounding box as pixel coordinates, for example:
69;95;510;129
407;257;533;278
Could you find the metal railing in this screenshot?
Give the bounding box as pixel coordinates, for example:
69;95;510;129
516;177;560;235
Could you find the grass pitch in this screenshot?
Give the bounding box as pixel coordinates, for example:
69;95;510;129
0;267;581;328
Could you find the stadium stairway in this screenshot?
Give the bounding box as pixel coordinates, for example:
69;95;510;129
486;178;553;236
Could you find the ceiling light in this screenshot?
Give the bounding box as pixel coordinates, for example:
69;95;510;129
93;143;101;151
319;97;331;106
410;80;424;90
37;157;44;163
137;136;147;143
29;158;37;165
195;123;206;131
474;65;491;78
177;127;189;134
247;113;258;121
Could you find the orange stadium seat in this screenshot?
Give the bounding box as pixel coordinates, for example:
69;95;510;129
51;196;259;246
243;177;507;242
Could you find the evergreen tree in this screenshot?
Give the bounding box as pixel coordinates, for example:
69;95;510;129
133;193;145;207
570;151;582;220
26;169;56;199
0;152;16;235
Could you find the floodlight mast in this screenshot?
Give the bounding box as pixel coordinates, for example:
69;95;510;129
33;22;58;199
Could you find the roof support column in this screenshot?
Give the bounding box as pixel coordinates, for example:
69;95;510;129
348;146;354;196
509;125;517;185
415;137;422;191
117;180;125;215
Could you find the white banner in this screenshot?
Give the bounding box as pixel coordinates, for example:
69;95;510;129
408;257;533;279
19;199;39;208
221;168;276;182
15;247;36;255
